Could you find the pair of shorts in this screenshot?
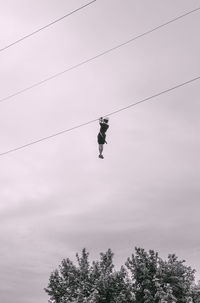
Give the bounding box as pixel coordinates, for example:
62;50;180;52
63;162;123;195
97;133;106;144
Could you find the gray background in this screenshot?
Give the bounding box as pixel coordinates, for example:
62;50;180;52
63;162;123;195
0;0;199;302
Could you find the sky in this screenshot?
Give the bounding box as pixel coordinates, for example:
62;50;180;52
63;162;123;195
0;0;200;302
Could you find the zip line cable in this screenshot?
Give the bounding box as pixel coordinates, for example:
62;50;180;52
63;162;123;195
0;0;97;53
0;6;199;105
0;75;199;157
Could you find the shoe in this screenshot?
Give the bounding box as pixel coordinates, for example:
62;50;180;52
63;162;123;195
99;155;104;159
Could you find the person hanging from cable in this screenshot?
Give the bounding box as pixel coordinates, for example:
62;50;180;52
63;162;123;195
97;117;109;159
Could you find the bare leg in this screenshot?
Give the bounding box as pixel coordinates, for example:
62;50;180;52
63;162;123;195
99;144;103;157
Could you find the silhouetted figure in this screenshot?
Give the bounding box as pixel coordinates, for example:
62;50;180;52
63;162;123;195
97;117;109;159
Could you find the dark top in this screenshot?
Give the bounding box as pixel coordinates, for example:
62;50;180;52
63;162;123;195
99;122;109;135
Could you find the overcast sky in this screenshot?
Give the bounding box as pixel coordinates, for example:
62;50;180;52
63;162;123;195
0;0;200;302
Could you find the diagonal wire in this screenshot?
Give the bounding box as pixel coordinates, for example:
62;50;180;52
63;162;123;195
0;6;199;105
0;75;199;157
0;0;97;53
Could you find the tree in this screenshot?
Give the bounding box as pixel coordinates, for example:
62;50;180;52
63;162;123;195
45;248;134;303
45;247;197;303
191;281;200;303
157;254;195;302
126;247;159;302
126;248;195;303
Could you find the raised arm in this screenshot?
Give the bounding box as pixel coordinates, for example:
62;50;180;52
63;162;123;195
99;117;104;124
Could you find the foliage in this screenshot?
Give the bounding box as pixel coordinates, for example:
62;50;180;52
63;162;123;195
191;281;200;303
45;247;199;303
126;247;159;302
45;248;134;303
156;254;195;302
